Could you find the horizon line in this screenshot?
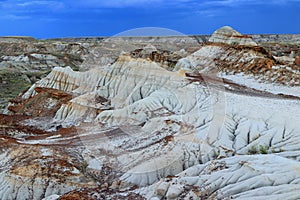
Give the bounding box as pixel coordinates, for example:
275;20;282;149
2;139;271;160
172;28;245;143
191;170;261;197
1;33;300;40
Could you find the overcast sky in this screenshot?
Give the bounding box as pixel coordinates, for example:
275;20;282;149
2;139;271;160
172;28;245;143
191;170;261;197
0;0;299;38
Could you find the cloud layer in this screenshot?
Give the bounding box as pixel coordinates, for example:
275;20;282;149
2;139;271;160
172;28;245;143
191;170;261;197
2;0;300;11
0;0;299;37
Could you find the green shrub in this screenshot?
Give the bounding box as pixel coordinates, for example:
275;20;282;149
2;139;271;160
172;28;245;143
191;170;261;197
248;146;258;155
248;145;269;155
259;145;268;154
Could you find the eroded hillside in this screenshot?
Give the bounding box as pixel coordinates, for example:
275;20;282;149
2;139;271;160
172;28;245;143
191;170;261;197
1;27;300;199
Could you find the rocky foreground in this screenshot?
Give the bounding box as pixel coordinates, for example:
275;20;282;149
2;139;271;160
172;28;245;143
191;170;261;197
1;27;300;199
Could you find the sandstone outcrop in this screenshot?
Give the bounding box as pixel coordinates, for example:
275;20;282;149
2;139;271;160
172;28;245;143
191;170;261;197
209;26;257;46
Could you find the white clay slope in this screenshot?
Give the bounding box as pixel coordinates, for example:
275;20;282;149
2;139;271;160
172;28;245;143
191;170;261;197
141;155;300;199
8;30;298;199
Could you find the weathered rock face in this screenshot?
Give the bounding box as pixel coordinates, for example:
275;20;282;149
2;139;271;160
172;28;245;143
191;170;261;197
261;42;300;58
0;38;93;113
21;55;190;127
175;41;276;76
0;114;98;200
1;33;299;112
0;36;201;112
143;155;300;199
2;27;300;199
0;145;96;200
8;87;72;118
209;26;258;46
6;49;300;199
0;39;89;72
176;27;300;86
130;45;188;70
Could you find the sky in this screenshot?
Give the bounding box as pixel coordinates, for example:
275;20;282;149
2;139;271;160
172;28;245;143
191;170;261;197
0;0;299;38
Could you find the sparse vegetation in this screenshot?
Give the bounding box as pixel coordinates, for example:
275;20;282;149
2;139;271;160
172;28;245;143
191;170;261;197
248;145;269;155
248;146;258;155
259;145;268;154
0;71;32;112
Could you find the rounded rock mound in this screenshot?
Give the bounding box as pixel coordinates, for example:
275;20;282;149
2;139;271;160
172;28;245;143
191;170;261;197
209;26;257;46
